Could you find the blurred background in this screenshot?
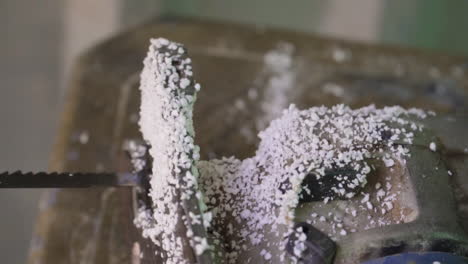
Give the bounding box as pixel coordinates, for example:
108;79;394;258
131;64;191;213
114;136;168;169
2;0;468;263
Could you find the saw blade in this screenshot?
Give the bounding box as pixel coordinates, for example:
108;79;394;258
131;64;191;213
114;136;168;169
0;171;141;188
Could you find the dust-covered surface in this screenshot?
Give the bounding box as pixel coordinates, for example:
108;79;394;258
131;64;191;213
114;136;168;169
134;39;211;264
196;104;428;263
29;21;468;264
134;38;436;263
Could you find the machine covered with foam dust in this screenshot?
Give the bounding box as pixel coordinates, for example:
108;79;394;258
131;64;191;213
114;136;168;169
28;20;468;264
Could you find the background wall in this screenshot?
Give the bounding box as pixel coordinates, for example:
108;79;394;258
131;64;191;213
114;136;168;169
1;1;159;263
1;0;467;263
165;0;468;56
2;1;62;263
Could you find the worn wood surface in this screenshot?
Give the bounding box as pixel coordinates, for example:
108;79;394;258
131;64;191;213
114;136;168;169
28;19;468;264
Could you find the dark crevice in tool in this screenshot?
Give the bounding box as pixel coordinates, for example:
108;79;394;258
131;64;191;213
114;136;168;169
0;171;143;188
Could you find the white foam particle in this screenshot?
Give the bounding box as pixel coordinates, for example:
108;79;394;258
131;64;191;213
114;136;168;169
383;158;395;168
429;142;437;152
79;131;89;144
180;78;190;89
194;237;210;255
322;83;345;97
332;47;349;62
